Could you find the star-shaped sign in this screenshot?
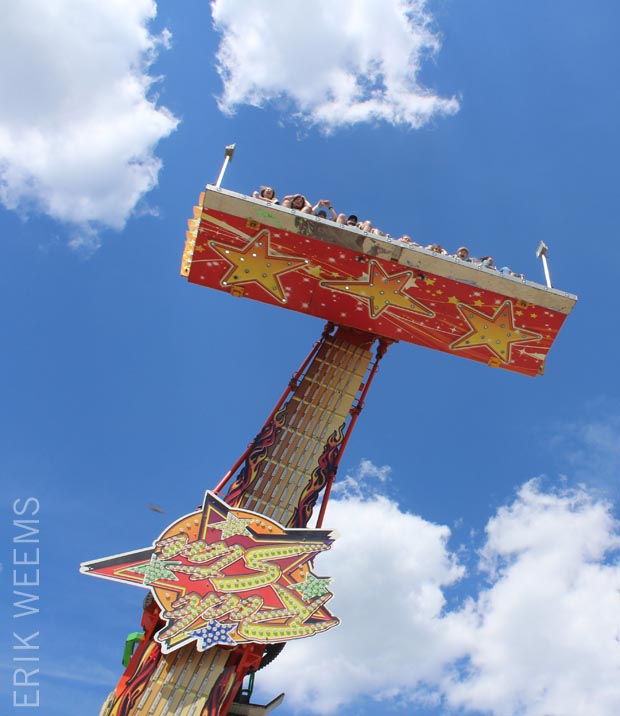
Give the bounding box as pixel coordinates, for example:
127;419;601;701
450;300;542;363
210;230;307;302
321;261;433;319
81;491;339;654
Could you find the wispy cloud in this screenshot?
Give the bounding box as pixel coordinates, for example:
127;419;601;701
211;0;459;132
43;661;120;688
0;0;178;246
551;404;620;484
332;457;392;499
0;657;118;688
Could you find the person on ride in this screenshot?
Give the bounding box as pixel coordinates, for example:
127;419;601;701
479;256;497;269
455;246;471;261
336;213;360;226
282;194;313;213
253;186;279;204
500;266;525;278
397;235;420;246
313;199;337;220
425;243;448;255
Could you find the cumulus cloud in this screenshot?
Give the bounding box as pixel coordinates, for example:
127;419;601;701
256;466;620;716
444;480;620;716
211;0;459;131
0;0;178;247
260;490;464;713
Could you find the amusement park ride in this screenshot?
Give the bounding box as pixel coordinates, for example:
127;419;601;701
82;147;577;716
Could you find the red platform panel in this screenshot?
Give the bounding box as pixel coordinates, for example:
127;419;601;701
183;188;577;377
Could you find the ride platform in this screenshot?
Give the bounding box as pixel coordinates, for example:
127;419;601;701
181;187;577;377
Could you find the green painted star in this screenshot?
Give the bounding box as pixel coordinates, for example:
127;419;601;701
292;574;332;601
130;555;180;585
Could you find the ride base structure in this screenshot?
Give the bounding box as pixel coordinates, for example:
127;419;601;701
83;182;577;716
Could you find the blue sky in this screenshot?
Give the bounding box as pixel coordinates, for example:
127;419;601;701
1;1;620;715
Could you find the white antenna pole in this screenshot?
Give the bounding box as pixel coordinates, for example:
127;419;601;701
536;241;552;288
215;144;236;188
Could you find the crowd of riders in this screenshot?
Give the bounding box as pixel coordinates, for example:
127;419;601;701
252;186;524;278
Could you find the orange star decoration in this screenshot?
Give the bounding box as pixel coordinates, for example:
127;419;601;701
321;261;433;319
210;230;308;302
451;300;542;363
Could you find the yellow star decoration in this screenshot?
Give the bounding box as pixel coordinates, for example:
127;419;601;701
305;265;323;279
210;512;253;539
321;261;433;319
450;300;542;363
210;230;308;302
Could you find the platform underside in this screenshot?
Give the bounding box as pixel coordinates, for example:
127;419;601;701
182;187;577;377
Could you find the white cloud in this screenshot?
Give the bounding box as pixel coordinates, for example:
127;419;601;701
259;490;464;713
211;0;459;132
0;0;178;245
332;457;392;499
444;480;620;716
255;468;620;716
